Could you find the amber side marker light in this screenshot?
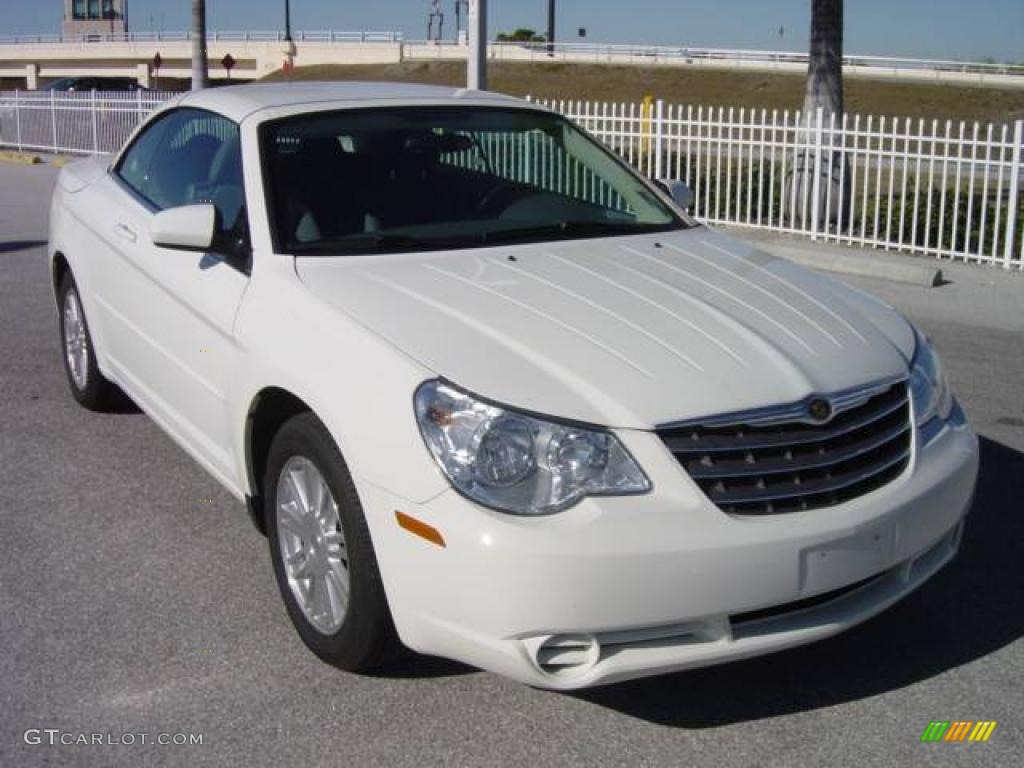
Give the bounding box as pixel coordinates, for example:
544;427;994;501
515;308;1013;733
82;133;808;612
395;511;446;548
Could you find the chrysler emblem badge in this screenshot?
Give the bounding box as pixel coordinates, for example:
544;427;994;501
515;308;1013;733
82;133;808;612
808;397;833;423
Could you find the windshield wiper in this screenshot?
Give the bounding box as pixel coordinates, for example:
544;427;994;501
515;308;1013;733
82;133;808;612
479;219;657;244
288;220;663;255
289;232;474;255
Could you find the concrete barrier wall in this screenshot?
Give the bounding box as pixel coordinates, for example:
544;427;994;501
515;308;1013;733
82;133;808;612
2;38;1022;90
404;43;1024;88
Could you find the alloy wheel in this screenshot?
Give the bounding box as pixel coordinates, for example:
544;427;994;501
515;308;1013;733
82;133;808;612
275;456;350;634
63;290;89;391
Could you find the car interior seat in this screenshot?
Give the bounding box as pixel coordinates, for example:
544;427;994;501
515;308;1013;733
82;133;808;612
205;132;245;232
281;136;365;245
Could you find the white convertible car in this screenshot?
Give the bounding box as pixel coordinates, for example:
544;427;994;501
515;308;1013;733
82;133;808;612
49;83;978;689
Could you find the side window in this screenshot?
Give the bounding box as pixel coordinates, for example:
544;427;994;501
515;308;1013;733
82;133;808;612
117;112;173;197
116;108;245;237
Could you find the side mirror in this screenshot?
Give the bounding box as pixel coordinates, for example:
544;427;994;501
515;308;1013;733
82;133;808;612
150;204;216;251
655;179;695;212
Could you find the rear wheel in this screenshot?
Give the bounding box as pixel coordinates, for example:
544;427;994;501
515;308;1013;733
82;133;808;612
265;412;402;671
58;272;116;410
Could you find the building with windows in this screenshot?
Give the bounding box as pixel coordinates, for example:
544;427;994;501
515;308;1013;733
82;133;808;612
63;0;127;40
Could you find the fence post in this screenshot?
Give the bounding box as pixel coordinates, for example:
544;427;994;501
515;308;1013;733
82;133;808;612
810;106;824;241
1004;120;1023;269
14;89;22;151
90;90;98;153
50;90;58;154
654;99;665;179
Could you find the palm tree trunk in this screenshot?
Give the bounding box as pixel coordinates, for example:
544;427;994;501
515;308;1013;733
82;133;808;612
785;0;849;231
191;0;208;91
803;0;843;119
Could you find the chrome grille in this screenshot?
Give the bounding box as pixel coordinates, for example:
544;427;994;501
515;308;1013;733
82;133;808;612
658;381;911;515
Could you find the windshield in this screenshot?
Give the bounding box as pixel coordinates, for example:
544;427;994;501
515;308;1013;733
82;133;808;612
260;106;688;255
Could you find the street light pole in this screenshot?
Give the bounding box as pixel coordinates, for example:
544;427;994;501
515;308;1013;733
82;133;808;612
547;0;556;55
190;0;208;91
467;0;486;90
284;0;293;42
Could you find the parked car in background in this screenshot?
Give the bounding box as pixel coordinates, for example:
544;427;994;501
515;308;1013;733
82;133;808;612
47;82;978;690
43;77;146;93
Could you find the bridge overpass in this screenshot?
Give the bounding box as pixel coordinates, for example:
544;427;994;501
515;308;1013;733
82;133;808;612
1;31;1022;90
0;32;403;88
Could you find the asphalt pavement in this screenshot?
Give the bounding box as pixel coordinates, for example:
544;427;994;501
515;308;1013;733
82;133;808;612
1;162;1022;767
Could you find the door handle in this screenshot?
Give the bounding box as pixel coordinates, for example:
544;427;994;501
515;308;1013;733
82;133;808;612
114;223;137;243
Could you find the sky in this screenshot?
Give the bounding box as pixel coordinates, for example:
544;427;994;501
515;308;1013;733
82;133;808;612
4;1;1023;62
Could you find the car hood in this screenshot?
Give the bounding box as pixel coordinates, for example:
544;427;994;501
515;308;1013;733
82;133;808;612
296;227;914;429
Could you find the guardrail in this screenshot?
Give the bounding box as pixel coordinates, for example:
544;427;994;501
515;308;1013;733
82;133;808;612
0;30;403;44
1;90;1020;269
400;40;1024;83
499;42;1024;78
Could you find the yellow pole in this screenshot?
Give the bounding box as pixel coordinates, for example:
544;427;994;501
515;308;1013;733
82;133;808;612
641;95;654;156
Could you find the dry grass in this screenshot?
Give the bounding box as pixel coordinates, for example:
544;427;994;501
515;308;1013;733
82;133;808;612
261;61;1024;125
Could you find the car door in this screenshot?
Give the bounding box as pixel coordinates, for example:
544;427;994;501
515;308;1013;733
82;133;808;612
89;107;251;492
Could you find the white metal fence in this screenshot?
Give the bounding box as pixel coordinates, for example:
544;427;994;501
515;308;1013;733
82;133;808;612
532;98;1024;269
0;90;166;155
1;90;1021;269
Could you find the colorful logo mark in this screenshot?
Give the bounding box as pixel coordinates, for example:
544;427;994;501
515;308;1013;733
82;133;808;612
921;721;997;742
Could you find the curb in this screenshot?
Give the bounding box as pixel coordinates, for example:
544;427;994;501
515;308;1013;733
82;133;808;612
0;150;42;166
727;229;944;287
769;244;944;287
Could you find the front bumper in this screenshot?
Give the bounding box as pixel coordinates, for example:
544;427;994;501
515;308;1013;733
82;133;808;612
360;403;978;689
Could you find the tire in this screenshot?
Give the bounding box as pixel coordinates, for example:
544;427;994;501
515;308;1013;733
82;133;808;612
58;271;116;410
265;412;402;672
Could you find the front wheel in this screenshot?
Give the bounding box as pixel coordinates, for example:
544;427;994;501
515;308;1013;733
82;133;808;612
58;272;116;410
265;413;402;672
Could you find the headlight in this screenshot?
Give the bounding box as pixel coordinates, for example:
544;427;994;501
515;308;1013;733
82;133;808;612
909;326;953;427
414;380;650;515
